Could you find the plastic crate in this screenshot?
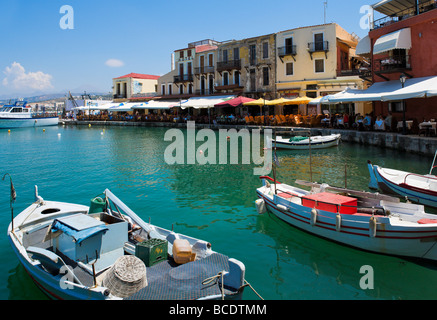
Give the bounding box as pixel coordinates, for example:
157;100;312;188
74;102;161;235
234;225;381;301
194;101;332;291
135;238;168;267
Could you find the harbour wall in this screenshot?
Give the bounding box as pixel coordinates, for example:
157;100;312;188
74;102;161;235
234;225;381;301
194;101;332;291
62;120;437;157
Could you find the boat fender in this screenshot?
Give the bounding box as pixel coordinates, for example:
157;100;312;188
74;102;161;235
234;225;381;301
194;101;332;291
277;204;288;212
311;208;318;226
369;215;377;238
336;213;341;232
255;199;266;214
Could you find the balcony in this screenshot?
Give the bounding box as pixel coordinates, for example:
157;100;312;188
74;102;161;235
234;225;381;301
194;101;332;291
194;66;215;74
174;74;194;83
372;2;437;30
278;45;297;62
307;41;329;59
374;55;412;80
216;59;241;72
214;84;244;92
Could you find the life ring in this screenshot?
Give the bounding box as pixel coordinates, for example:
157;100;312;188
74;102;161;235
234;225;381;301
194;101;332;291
310;208;317;226
369;215;377;238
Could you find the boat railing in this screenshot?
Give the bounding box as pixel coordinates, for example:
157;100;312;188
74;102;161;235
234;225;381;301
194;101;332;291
404;173;437;186
274;187;387;216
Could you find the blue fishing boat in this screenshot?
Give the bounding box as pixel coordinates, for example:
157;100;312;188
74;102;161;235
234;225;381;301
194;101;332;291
7;186;247;300
368;158;437;208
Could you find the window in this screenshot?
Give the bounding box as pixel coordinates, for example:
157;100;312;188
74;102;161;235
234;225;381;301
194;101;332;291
234;71;240;85
180;51;184;59
286;62;293;76
187;49;192;57
389;101;404;112
233;48;240;60
285;37;293;54
179;85;184;95
223;72;229;86
161;84;166;95
263;67;269;86
222;49;228;62
168;84;172;95
314;33;324;51
249;44;256;65
263;42;269;59
315;59;324;73
208;54;214;66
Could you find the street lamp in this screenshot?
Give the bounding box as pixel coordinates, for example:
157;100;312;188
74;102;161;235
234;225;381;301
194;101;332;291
400;73;407;135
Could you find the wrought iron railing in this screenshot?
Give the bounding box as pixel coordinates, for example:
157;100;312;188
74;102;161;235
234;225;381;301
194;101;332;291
216;59;241;72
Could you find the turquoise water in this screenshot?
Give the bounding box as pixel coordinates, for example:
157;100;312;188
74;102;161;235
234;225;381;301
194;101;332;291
1;125;437;300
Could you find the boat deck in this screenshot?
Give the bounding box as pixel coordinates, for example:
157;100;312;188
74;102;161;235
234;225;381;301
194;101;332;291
22;224;233;300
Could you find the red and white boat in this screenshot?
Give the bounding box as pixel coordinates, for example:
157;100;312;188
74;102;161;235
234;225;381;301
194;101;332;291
256;176;437;261
368;158;437;208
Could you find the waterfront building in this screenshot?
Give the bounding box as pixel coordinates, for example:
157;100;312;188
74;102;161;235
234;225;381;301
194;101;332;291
365;0;437;123
276;23;368;115
214;33;277;100
158;40;221;100
112;73;160;102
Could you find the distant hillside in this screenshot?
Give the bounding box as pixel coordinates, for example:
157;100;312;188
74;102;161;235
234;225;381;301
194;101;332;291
0;92;111;104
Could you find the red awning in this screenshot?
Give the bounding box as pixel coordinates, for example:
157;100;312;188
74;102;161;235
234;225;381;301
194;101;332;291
215;96;255;107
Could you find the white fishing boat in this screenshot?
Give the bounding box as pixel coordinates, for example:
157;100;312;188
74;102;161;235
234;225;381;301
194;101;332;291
256;176;437;261
0;101;59;129
271;134;341;150
7;185;247;300
368;157;437;208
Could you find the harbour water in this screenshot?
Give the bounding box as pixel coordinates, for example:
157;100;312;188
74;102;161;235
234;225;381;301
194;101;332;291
1;125;437;300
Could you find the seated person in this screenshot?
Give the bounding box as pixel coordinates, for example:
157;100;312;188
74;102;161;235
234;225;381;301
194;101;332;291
384;112;392;131
363;113;372;130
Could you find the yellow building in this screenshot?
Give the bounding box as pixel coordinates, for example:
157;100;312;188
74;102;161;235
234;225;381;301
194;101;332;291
276;23;369;115
112;73;160;102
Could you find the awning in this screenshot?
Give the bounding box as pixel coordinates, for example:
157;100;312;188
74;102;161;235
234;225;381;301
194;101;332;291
372;0;429;16
356;35;371;55
131;100;177;110
373;28;411;55
215;96;255;107
325;76;437;103
309;96;340;105
180;95;235;109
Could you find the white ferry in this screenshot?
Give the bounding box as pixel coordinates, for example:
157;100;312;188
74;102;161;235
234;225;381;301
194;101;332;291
0;101;59;129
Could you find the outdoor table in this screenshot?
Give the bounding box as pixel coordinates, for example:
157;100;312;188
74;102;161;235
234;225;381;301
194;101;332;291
397;120;413;132
419;122;437;136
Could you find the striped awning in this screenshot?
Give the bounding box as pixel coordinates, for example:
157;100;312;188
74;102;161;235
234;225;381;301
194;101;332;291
373;28;411;54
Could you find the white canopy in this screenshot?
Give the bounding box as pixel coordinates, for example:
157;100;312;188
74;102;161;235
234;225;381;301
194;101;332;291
356;35;371;55
309;95;340;105
131;100;177;110
326;76;437;103
373;28;411;55
180;95;235;109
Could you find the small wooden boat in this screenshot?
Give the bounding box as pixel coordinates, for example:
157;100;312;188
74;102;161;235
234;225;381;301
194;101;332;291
256;176;437;261
271;134;341;150
8;186;246;300
368;160;437;208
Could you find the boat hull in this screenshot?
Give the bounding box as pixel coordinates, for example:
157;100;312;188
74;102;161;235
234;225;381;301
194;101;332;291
256;188;437;261
0;117;59;129
272;134;341;150
368;163;437;208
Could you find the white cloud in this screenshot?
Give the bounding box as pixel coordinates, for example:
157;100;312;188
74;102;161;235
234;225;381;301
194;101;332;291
2;62;53;92
105;59;125;68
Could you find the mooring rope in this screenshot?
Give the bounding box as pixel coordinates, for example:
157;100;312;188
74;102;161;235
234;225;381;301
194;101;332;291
202;272;264;300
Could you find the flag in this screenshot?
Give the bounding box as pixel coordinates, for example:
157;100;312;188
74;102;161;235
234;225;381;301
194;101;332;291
10;180;16;202
273;154;280;167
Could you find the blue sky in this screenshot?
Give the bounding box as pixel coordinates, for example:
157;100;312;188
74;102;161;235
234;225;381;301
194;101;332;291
0;0;381;98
